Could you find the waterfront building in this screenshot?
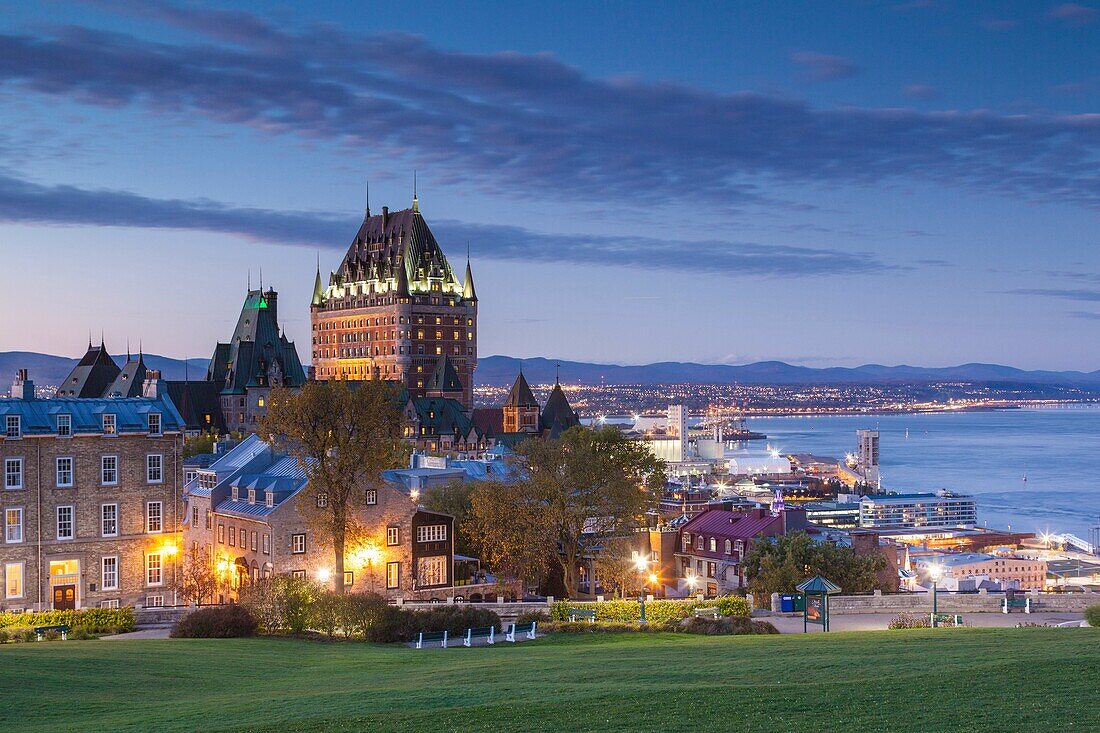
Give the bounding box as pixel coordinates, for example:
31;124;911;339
182;434;456;601
310;195;478;409
856;429;880;488
674;506;807;596
1;369;185;610
859;491;977;530
913;553;1047;591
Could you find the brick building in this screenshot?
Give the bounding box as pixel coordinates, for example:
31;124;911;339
310;195;478;409
1;369;185;610
183;434;456;601
674;507;807;597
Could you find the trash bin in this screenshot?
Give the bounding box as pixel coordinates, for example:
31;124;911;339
780;595;794;612
793;594;806;612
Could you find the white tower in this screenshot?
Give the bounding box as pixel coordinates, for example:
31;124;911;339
856;429;880;489
668;405;688;462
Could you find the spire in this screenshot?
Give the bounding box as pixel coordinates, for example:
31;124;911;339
127;339;131;361
312;254;326;307
364;180;371;219
395;256;410;297
462;246;478;302
412;170;419;213
555;362;561;385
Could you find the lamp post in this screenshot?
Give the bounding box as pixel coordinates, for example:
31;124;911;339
929;563;943;622
635;557;649;625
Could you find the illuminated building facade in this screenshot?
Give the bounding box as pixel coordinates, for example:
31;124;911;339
0;369;185;610
310;195;478;409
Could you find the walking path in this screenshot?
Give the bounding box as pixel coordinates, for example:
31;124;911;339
766;611;1084;633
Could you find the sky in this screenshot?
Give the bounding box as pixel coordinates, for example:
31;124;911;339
0;0;1098;370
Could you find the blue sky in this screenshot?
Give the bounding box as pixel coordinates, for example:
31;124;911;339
0;0;1098;370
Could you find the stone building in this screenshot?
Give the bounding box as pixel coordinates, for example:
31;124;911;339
1;368;185;610
310;194;478;409
182;434;456;601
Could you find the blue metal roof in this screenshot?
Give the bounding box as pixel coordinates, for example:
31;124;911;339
0;393;184;435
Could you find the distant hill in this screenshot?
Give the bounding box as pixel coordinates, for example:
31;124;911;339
475;356;1100;388
3;350;1098;391
0;351;209;389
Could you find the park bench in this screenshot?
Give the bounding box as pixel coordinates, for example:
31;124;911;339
34;625;70;641
504;621;537;642
415;630;448;649
693;607;721;620
462;625;495;647
1002;597;1031;614
930;613;963;627
567;609;596;623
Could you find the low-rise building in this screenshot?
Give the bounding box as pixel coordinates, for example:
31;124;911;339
860;491;977;529
182;434;456;601
0;369;185;610
914;552;1047;591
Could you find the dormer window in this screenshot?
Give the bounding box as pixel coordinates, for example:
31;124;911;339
248;489;256;505
232;487;239;501
102;414;116;435
56;414;71;437
5;415;21;439
265;491;274;508
148;413;161;435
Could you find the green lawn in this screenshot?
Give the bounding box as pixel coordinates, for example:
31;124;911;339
2;629;1097;732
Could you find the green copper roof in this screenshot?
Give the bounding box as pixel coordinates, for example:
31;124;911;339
796;575;842;594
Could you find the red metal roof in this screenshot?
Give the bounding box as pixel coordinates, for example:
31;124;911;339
681;508;784;541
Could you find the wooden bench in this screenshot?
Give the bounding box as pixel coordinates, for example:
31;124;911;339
930;613;963;627
693;607;721;620
567;609;596;623
505;621;537;642
34;625;70;641
415;630;448;649
462;625;495;647
1002;597;1031;614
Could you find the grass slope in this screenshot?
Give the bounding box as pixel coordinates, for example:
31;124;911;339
2;629;1097;732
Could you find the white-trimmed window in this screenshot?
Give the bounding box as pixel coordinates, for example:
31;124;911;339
4;458;22;489
386;526;400;546
316;493;328;508
102;413;116;435
100;599;120;609
217;524;225;543
724;539;732;555
709;537;717;552
56;457;74;487
146;454;163;483
57;413;71;437
146;553;163;586
146;501;163;533
262;533;270;555
5;508;22;543
146;594;164;607
102;556;119;590
291;533;306;554
386;561;400;589
5;562;23;599
344;571;354;587
101;504;118;537
291;570;306;580
365;489;377;505
5;415;21;438
57;505;74;540
101;455;118;485
416;524;448;543
148;413;161;435
228;527;236;546
250;531;257;552
417;556;448;586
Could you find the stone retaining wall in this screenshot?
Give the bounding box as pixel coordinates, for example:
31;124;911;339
811;591;1096;614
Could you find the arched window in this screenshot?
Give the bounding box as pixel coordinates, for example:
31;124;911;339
724;540;732;555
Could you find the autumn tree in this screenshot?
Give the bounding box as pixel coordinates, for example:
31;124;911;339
593;535;643;599
260;380;406;593
181;545;219;605
468;426;664;597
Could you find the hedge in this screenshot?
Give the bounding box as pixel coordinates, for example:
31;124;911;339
1085;604;1100;628
0;608;135;633
549;596;750;624
171;606;258;638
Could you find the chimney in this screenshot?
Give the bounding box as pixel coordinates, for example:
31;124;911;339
142;369;162;399
11;369;34;400
381;206;389;228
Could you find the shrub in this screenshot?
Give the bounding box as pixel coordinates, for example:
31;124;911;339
18;630;35;643
515;610;550;625
0;608;135;633
171;605;258;638
714;596;751;617
365;605;418;644
678;617;778;635
0;630;9;643
549;598;741;624
542;620;679;634
240;575;321;635
888;613;931;630
1085;604;1100;628
311;591;344;639
341;593;390;639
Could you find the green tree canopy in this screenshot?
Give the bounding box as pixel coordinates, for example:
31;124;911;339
742;531;888;601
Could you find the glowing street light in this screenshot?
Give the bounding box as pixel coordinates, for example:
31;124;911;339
317;568;332;583
635;556;650;625
928;563;943;617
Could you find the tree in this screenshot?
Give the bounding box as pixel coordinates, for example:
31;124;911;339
181;545;219;605
183;431;217;459
593;536;643;598
467;479;555;591
468;426;664;597
422;480;478;557
742;531;888;602
260;380;407;593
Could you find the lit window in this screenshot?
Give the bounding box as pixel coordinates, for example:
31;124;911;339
709;537;716;552
316;493;328;508
416;525;447;543
262;533;270;555
5;562;23;599
344;571;354;587
102;414;116;435
228;526;236;546
5;508;22;543
292;534;306;554
386;526;400;546
417;556;448;586
386;561;400;589
146;553;163;586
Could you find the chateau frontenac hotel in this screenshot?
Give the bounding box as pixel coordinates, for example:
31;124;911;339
310;193;478;409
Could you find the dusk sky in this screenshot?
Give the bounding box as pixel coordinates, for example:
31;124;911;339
1;1;1099;370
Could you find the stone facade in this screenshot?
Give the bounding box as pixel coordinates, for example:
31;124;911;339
0;370;185;611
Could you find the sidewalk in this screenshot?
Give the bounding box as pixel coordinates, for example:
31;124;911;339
766;611;1084;633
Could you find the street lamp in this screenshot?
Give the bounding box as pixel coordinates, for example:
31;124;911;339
929;563;943;618
635;557;649;625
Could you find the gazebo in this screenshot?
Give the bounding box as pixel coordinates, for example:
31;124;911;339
797;575;841;632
